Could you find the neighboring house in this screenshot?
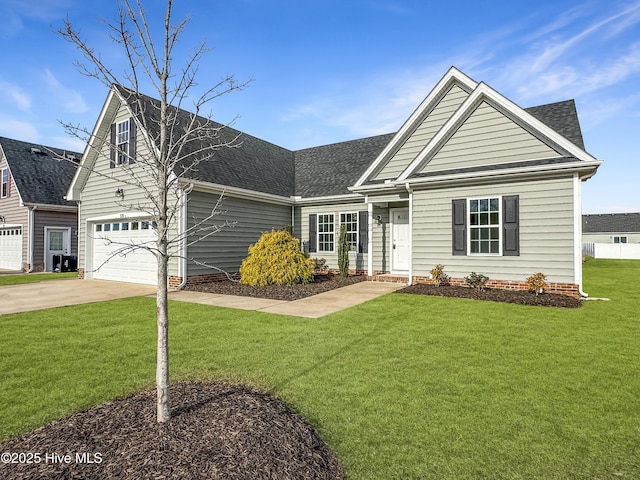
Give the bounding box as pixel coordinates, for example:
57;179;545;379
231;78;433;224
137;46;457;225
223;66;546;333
0;137;79;271
66;67;601;296
582;213;640;244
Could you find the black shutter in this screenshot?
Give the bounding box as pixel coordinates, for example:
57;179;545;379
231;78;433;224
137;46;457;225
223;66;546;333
128;117;136;164
358;210;368;254
109;123;116;168
308;214;317;253
452;199;467;256
503;195;519;256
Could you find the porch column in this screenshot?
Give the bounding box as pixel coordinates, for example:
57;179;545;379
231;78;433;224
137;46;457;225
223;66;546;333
367;201;373;277
407;184;413;286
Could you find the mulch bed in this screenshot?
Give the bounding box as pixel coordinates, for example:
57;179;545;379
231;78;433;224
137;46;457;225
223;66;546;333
397;284;583;308
185;273;366;301
0;382;344;480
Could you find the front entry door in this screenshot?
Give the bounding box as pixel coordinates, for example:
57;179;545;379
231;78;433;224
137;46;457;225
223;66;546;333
391;208;410;272
45;228;69;271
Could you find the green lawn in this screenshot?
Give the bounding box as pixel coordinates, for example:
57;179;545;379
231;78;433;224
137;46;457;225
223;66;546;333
0;271;76;286
1;258;639;479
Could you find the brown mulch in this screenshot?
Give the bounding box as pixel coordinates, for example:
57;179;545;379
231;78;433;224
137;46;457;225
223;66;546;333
0;382;344;480
185;273;366;301
397;284;583;308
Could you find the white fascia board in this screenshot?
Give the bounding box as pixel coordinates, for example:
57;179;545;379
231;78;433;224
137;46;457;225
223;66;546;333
22;203;78;213
86;210;154;223
67;87;118;200
292;193;364;205
353;67;478;188
399;159;603;189
183;178;293;206
397;82;601;182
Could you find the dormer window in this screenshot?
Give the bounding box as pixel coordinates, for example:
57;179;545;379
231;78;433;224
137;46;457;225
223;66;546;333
110;117;136;168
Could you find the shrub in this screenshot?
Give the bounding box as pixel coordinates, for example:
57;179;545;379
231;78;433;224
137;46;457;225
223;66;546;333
465;272;489;290
338;224;350;277
526;272;547;296
240;229;315;286
430;264;449;286
313;258;328;272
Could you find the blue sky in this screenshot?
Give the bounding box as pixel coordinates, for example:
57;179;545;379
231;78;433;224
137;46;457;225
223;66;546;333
0;0;638;213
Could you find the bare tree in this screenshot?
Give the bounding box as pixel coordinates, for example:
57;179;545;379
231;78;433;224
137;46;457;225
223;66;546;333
58;0;249;422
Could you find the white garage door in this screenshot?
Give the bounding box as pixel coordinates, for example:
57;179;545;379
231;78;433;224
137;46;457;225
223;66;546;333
0;226;23;270
92;220;157;285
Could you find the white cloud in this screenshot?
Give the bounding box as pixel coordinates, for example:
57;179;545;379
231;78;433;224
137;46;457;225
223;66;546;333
0;79;31;111
43;68;89;114
0;116;40;142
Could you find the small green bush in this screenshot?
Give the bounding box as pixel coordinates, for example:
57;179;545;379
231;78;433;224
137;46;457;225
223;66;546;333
526;272;547;296
465;272;489;290
338;224;350;277
430;264;449;286
240;229;315;286
313;258;328;272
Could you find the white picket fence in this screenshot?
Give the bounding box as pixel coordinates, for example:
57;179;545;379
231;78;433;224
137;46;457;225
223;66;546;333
582;242;640;260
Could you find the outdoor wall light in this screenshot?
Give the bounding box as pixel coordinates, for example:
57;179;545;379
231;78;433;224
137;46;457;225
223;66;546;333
375;215;382;225
115;188;125;199
0;215;5;223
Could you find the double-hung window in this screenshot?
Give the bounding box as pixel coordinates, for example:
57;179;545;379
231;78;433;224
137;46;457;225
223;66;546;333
339;212;358;250
469;197;501;254
613;236;628;244
116;120;130;166
1;168;9;198
318;214;335;252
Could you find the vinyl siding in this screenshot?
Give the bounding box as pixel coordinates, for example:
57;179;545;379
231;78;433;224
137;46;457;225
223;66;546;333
583;233;640;243
78;104;179;276
0;156;28;269
374;84;469;180
33;210;78;270
419;101;561;173
411;177;576;283
186;190;291;275
298;201;369;272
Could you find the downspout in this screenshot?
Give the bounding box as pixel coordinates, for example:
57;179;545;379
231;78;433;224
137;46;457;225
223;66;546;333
574;174;588;298
405;183;413;286
176;186;188;289
367;199;373;277
27;206;35;272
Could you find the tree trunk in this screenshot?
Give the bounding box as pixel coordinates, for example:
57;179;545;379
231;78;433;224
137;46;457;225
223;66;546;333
156;247;170;422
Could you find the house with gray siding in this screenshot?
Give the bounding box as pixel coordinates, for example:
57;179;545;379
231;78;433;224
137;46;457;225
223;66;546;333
67;67;601;296
0;137;79;271
582;213;640;244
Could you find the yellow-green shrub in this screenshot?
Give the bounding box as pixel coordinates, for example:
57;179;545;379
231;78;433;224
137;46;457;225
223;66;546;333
240;229;315;286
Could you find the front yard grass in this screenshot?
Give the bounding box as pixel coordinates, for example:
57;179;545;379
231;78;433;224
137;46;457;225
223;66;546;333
0;271;76;286
1;258;639;479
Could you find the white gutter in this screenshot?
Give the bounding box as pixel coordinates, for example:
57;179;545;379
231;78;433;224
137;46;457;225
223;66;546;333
406;183;413;286
574;173;588;298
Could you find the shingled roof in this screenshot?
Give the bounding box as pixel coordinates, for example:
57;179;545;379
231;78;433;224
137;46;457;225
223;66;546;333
525;100;585;150
583;213;640;233
115;85;588;199
0;137;80;207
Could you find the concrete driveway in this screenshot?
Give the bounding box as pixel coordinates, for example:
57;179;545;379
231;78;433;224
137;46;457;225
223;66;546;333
0;279;156;315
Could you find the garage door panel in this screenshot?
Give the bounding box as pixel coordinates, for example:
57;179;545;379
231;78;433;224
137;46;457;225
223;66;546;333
0;227;23;270
92;220;157;285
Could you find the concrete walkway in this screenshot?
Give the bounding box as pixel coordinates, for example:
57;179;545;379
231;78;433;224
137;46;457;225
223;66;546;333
0;278;156;315
169;281;405;318
0;278;404;318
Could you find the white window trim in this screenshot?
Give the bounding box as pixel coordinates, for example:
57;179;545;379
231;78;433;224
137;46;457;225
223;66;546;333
116;119;130;166
613;235;628;244
467;195;503;256
317;213;335;253
339;211;359;252
1;167;8;198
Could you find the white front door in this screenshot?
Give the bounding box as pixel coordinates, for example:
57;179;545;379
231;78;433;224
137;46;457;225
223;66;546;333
45;228;70;271
391;208;410;272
